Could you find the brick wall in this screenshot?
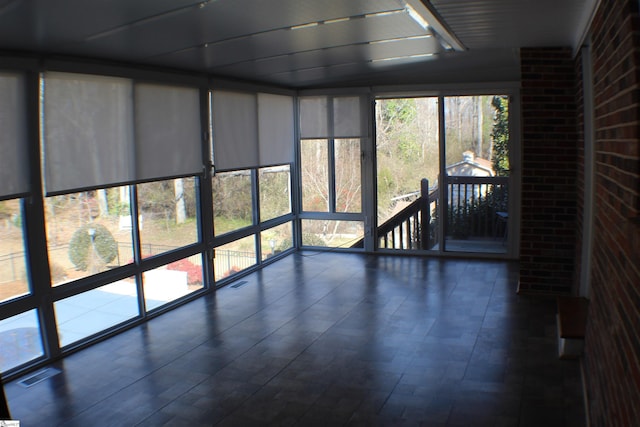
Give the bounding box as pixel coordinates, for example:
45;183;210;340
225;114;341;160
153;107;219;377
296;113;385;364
583;0;640;424
519;47;578;294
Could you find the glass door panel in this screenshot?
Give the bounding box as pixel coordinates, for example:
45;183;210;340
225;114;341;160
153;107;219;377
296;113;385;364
375;97;439;251
443;95;509;254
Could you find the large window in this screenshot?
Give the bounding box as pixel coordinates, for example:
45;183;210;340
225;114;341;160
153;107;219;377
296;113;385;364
209;89;295;282
211;164;293;280
298;94;367;249
0;64;518;380
0;67;215;375
9;70;209;370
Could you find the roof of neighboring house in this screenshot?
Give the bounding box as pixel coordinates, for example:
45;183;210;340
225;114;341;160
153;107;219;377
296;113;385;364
446;151;495;177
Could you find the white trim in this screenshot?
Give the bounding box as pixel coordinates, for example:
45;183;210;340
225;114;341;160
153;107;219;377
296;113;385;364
572;0;600;56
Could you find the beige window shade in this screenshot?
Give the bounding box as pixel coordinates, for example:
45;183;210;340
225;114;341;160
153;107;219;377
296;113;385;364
43;72;204;194
0;73;29;199
299;95;366;139
135;83;202;180
212;90;294;171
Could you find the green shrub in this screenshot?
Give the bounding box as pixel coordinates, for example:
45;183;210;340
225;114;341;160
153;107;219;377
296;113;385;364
68;224;117;271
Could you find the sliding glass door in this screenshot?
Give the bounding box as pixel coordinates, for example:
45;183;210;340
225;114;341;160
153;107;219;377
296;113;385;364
374;93;514;255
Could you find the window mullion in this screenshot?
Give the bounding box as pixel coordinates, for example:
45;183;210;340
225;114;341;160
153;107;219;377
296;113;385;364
327;96;336;213
328;138;337;213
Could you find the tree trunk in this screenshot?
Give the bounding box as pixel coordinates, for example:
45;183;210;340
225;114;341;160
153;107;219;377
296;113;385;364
174;178;186;224
97;189;109;217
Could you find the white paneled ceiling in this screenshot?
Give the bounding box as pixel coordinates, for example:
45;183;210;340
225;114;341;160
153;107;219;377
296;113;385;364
0;0;597;88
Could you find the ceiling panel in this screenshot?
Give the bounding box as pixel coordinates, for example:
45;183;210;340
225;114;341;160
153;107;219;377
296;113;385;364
211;37;443;79
59;0;410;60
150;11;430;71
430;0;590;49
0;0;596;88
0;0;201;50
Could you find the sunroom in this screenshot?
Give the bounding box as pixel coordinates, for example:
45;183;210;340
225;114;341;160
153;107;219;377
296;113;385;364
20;0;640;424
0;0;556;380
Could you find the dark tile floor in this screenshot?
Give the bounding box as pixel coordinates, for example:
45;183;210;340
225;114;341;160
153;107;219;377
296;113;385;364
5;252;586;426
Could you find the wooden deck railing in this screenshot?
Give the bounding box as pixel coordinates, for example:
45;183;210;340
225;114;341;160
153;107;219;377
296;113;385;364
353;175;508;250
377;179;438;250
446;176;508;239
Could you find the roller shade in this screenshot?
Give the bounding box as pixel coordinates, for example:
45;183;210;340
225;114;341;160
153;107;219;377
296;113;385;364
0;73;29;200
212;90;294;171
135;83;202;180
333;96;362;137
43;72;135;194
258;93;294;166
211;91;258;171
42;72;204;195
299;95;366;138
299;96;328;138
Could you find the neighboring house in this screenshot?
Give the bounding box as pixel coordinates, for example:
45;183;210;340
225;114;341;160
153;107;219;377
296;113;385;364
446;151;495;207
446;150;494;177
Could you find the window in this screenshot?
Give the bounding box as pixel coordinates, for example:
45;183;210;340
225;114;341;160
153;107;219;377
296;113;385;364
44;187;134;286
143;256;204;311
301;220;364;248
259;165;291;222
214;236;257;281
54;279;139;347
0;310;44;372
298;94;367;250
0;72;31;302
335;139;362;213
0;199;29;302
138;177;199;258
260;222;293;261
300;139;329;212
212;171;253;236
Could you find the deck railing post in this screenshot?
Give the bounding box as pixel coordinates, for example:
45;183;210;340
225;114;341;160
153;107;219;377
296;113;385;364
420;179;429;249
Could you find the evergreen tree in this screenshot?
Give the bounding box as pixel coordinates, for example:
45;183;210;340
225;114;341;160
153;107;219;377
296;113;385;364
491;95;510;176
